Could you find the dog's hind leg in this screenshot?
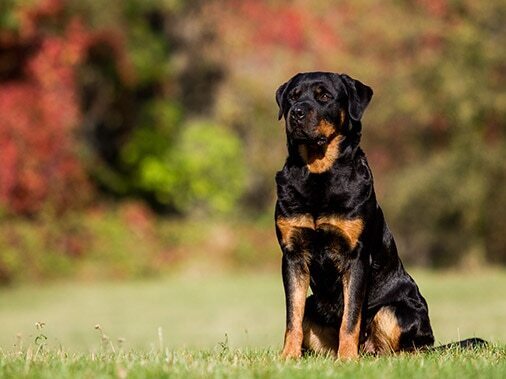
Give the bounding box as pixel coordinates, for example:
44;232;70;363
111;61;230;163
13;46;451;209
361;306;401;354
362;304;434;354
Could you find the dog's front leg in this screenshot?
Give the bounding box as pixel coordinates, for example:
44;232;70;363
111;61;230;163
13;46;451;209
338;246;367;359
281;252;310;359
276;213;313;359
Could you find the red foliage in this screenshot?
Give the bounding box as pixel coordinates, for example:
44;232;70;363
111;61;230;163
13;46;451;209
417;0;449;18
220;1;343;55
0;1;92;215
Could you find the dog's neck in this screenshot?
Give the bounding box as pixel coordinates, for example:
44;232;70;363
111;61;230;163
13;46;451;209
288;126;362;174
297;134;344;174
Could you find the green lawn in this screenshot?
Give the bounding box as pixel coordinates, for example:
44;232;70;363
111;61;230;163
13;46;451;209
1;346;505;379
0;270;505;378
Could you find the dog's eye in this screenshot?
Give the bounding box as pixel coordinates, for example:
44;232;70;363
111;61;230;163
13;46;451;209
318;93;332;102
289;90;301;101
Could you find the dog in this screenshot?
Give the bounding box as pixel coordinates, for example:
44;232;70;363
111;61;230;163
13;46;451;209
274;72;487;359
274;71;436;359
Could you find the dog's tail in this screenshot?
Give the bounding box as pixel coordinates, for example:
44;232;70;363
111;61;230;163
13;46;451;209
430;338;488;351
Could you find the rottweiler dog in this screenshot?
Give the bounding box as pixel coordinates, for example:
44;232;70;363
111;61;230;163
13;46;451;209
274;72;435;359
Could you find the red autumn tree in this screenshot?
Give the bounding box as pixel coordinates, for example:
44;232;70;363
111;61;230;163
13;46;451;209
0;0;127;215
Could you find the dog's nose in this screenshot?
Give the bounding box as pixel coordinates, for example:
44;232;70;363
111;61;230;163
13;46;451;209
292;106;306;120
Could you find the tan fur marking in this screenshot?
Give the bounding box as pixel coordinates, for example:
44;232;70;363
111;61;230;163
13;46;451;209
298;134;343;174
277;215;313;358
338;274;361;359
316;216;364;249
302;319;339;356
276;214;314;250
281;329;304;359
316;120;336;138
340;109;346;127
363;307;402;354
281;275;310;359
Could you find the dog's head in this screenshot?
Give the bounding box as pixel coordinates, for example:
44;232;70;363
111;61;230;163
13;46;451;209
276;72;373;149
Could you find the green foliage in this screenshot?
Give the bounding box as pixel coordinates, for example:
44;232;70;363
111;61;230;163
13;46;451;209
0;1;21;31
0;216;78;283
124;10;172;85
65;0;244;214
385;142;506;267
119;100;182;191
125;121;246;214
0;210;277;284
168;121;246;214
377;0;505;267
0;208;162;284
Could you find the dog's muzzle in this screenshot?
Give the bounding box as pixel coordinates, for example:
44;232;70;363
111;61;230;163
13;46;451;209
288;111;329;146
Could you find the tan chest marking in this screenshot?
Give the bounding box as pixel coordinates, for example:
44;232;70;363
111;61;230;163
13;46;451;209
276;214;314;250
298;134;343;174
316;216;364;249
316;120;336;138
297;116;346;174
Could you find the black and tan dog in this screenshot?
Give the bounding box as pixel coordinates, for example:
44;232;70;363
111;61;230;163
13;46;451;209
274;71;436;360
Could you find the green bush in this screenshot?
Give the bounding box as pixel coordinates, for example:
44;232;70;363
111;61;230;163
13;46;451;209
137;121;246;214
384;142;506;267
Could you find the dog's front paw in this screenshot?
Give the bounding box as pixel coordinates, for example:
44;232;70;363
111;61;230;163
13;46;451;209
280;329;303;359
338;342;359;360
280;345;302;360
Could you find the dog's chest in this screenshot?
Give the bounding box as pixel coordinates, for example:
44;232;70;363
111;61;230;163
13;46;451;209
276;165;369;267
277;169;358;215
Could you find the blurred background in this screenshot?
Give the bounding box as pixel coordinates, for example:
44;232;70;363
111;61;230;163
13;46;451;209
0;0;504;351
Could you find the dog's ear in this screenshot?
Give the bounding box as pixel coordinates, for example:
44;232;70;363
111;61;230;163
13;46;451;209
340;74;373;122
275;81;290;120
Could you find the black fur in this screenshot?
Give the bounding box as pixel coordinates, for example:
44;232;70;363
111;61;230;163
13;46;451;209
274;72;484;358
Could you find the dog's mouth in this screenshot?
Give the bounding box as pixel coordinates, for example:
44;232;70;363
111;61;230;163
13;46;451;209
300;137;331;159
315;137;328;146
289;119;337;147
291;133;329;146
295;129;343;173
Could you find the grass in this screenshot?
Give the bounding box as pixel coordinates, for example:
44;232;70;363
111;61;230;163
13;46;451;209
0;269;505;377
1;345;505;379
